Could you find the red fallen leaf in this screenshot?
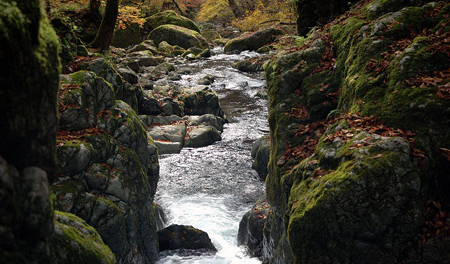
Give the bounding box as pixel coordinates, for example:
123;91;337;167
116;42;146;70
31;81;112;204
440;148;450;161
372;153;383;159
413;148;426;158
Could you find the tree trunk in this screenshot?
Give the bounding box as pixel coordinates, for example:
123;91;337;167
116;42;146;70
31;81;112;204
90;0;101;18
171;0;185;16
89;0;119;51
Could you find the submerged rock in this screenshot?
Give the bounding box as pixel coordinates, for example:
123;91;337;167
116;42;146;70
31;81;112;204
157;224;217;253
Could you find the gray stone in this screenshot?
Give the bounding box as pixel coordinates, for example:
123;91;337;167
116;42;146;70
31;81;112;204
117;67;139;84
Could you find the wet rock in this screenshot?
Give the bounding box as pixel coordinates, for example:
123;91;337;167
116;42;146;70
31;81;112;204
233;56;269;72
224;27;284;53
139;77;154;90
82;58;124;96
238;199;270;258
149;25;209;50
182;87;225;118
51;211;116;264
197;75;215;85
251;136;271;180
147;117;186;154
178;67;194;74
184;125;222;148
117;66;139;84
157;224;217;252
183;114;225;131
126;58;141;73
54;72;161;264
161;97;184;116
128;40;158;54
182;47;205;57
140;91;161;115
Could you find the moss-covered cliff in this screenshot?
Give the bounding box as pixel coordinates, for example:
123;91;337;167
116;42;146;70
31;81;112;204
262;0;450;263
0;1;115;263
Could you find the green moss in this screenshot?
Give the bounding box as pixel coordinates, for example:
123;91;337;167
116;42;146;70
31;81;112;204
145;10;200;33
52;211;116;264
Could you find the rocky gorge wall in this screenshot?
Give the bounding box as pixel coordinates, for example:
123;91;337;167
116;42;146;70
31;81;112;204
252;0;450;263
0;1;115;263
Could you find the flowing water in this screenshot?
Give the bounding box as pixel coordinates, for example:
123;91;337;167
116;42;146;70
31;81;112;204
155;48;268;264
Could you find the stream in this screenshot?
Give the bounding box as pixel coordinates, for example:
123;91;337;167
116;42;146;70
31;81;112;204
155;48;268;264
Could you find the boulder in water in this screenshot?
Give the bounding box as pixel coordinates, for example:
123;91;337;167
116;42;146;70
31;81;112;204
251;136;271;180
157;224;217;253
238;199;270;258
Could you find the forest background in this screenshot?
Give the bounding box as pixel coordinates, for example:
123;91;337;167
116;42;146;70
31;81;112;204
46;0;297;34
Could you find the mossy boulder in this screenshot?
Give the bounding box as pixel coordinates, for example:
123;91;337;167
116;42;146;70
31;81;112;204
224;27;284;53
0;0;61;182
182;87;225;118
0;1;61;262
55;71;161;263
51;211;115;264
149;24;209;50
251;136;271;180
237;199;270;258
111;22;143;49
144;10;200;33
261;0;450;263
286;128;423;263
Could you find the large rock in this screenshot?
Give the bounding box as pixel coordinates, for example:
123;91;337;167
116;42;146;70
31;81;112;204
144;10;200;33
182;87;225;118
0;1;61;262
111;22;143;48
0;157;55;263
51;211;116;264
224;27;284;53
285;129;423;263
261;1;450;263
149;24;209;50
251;136;271;180
55;71;160;264
237;199;270;258
157;224;217;253
0;0;61;182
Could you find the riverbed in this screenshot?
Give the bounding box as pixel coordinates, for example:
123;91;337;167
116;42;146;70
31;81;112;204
155;49;268;263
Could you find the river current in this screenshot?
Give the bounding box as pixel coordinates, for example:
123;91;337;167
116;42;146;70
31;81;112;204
155;48;268;263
